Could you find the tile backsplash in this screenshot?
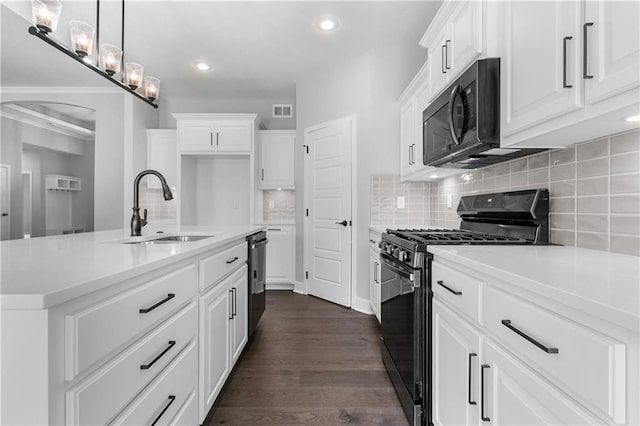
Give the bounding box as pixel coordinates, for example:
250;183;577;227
263;190;296;222
139;187;178;224
371;129;640;256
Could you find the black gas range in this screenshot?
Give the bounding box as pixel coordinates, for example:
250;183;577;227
380;189;549;426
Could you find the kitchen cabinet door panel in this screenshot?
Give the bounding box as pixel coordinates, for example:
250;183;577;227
266;227;293;283
260;132;295;189
178;121;214;152
428;28;451;101
230;265;248;367
215;121;252;152
433;300;481;426
449;0;483;75
400;98;417;178
500;0;583;137
585;0;640;105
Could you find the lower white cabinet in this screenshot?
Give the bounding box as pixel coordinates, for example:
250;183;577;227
265;226;294;285
369;247;381;323
198;264;248;422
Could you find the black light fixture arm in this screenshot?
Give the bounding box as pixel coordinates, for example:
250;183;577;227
27;27;157;108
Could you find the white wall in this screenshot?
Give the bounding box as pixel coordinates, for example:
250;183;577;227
159;96;295;130
295;43;427;304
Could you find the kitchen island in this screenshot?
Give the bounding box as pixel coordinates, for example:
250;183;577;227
1;226;263;425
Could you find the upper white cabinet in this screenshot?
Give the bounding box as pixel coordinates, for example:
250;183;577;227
421;0;484;101
174;114;256;154
497;0;639;148
499;1;583;138
400;95;419;178
584;0;640;106
146;129;177;189
259;130;295;189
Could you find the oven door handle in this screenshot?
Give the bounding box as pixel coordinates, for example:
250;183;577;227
447;84;465;146
380;254;418;284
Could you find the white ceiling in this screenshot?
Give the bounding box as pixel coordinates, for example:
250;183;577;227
1;1;440;100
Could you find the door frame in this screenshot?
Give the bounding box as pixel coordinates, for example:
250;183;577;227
0;164;11;241
22;171;33;238
302;115;358;308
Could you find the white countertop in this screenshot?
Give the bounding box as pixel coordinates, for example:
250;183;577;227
0;226;263;310
429;245;640;332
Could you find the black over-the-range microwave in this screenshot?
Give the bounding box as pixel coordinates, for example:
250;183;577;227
423;58;545;169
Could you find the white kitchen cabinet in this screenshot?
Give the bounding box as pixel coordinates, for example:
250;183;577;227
497;1;639;148
400;97;419;178
481;339;602;426
259;130;295;189
198;275;231;422
174;114;256;154
265;226;294;285
229;265;248;367
369;247;381;323
584;0;640;106
422;0;484;101
147;129;177;189
432;301;481;426
499;0;583;138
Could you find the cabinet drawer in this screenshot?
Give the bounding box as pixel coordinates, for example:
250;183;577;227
66;303;197;426
484;286;626;424
199;242;247;291
65;264;197;380
111;341;197;426
432;262;482;324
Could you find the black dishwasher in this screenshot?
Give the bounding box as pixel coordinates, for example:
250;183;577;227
247;231;267;337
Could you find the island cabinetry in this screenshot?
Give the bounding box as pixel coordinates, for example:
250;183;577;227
432;255;635;425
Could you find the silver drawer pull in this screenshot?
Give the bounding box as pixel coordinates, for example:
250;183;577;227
437;280;462;296
226;256;239;264
501;319;559;354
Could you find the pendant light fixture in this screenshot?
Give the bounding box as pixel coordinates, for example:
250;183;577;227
28;0;159;108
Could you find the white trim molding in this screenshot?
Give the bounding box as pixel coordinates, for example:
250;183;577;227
351;296;374;316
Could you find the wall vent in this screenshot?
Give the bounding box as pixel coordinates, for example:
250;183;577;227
272;104;293;118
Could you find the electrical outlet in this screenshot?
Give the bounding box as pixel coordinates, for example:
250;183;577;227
268;200;275;209
397;196;405;209
447;194;452;209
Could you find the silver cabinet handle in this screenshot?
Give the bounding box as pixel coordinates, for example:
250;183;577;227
501;319;559;353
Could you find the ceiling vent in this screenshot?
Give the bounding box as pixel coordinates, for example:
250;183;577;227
272;104;293;118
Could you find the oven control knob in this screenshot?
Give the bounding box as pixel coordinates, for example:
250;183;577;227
386;245;394;255
399;250;408;262
393;247;400;257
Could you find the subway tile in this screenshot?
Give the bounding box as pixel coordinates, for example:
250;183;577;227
576;232;609;251
494;163;510;176
550;230;575;246
611;215;640;235
495;175;510;188
550;146;576;166
611;151;640;174
550;197;575;213
577;196;608;214
550;164;575;181
610;235;640;256
611;194;640;214
610;130;640;155
483;177;496;191
510;158;528;173
528;169;549;185
550;180;576;197
577;157;609;179
527;152;550;170
610;173;640;194
510;172;527;186
577;176;609;196
576;138;609;161
481;166;496;179
550;213;575;230
577;214;608;232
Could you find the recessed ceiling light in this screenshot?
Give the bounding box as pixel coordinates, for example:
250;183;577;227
195;62;211;71
430;174;438;179
318;17;338;31
625;114;640;122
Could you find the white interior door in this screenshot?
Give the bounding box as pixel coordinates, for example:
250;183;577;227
304;117;353;307
0;165;10;241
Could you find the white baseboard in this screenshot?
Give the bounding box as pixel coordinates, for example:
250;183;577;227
266;283;294;291
351;296;374;315
293;280;307;295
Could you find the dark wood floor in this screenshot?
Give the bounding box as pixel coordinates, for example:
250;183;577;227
205;291;408;425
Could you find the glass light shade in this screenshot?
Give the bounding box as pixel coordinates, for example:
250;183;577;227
125;62;144;90
100;44;122;76
31;0;62;33
143;76;160;101
69;20;95;58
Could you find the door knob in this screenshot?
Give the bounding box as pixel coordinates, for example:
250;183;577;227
335;220;348;227
1;213;8;217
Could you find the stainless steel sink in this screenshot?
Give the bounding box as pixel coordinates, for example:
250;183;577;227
123;235;214;244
